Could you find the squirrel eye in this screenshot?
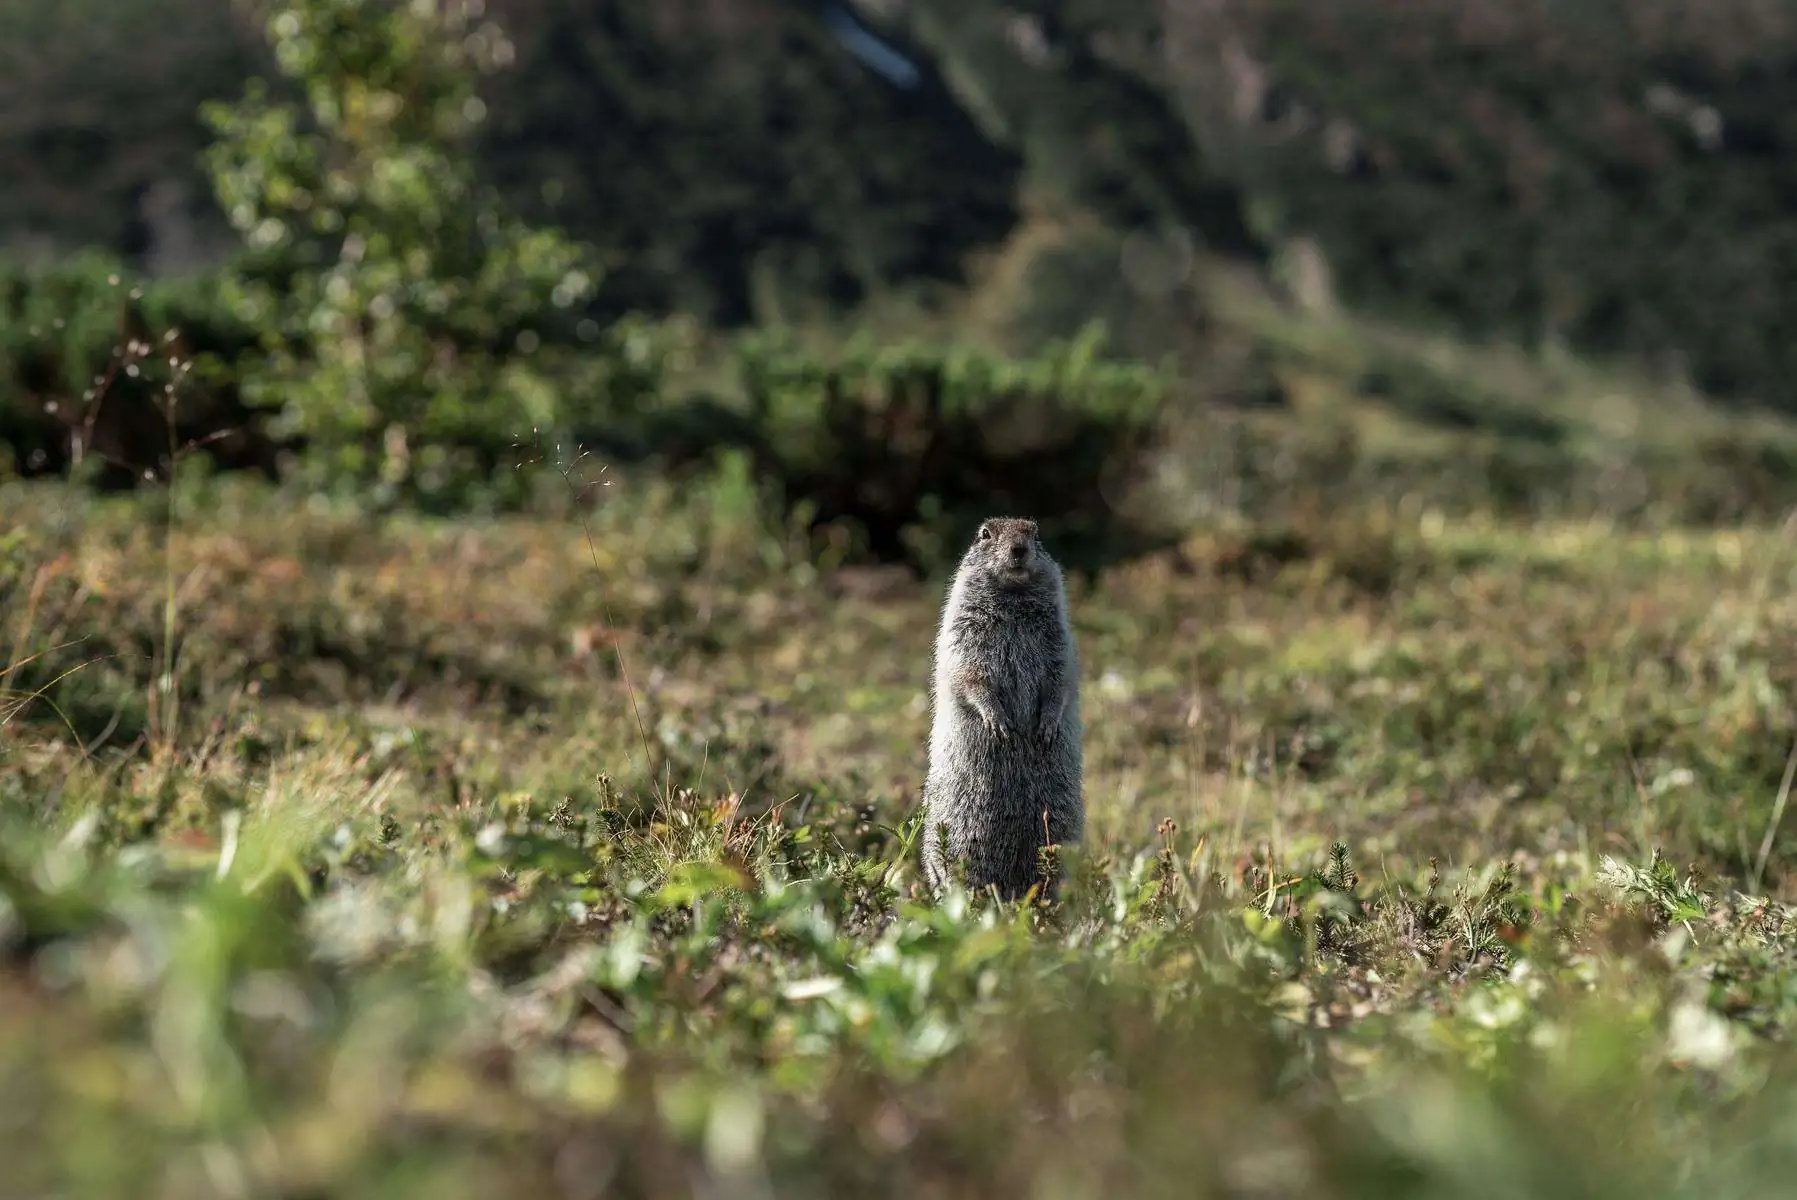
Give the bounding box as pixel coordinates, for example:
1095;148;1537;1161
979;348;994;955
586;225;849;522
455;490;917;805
977;524;992;541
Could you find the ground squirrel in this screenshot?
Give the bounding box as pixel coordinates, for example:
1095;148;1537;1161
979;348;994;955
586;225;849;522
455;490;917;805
921;517;1083;898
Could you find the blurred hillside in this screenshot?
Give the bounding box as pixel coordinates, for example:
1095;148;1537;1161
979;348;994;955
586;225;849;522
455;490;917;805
7;0;1797;411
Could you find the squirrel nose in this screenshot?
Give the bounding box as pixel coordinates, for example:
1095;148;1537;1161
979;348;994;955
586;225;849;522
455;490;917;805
1008;542;1027;561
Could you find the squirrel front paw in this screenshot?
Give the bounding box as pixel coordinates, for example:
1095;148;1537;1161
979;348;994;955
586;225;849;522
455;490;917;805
982;711;1012;739
1036;715;1059;745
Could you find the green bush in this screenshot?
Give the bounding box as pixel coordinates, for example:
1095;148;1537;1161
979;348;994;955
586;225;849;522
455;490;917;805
0;251;675;509
733;324;1169;572
198;0;656;507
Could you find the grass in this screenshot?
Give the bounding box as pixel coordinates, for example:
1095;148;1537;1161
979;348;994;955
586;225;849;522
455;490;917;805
8;456;1797;1197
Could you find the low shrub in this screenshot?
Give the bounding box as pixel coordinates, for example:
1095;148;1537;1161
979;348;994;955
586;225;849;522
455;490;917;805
733;324;1171;573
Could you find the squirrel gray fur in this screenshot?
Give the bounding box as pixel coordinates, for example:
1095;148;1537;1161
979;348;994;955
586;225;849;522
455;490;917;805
921;517;1083;899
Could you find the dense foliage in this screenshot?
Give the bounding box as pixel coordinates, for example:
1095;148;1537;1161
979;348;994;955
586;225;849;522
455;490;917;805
17;252;1797;574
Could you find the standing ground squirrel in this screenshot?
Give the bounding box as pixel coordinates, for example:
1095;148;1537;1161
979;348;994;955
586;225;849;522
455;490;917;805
921;517;1083;898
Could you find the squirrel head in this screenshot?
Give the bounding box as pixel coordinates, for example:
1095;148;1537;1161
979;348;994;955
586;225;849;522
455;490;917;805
971;517;1044;584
